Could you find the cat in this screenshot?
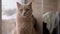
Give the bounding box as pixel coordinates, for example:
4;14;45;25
12;2;36;34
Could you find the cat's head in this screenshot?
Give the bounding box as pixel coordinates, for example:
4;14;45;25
16;2;32;18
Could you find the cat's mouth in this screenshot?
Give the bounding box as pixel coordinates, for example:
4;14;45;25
21;13;29;18
24;13;28;16
23;14;29;17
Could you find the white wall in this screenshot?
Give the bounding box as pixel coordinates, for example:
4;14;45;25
2;0;25;10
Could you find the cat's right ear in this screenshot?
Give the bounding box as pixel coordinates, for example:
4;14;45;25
16;2;22;9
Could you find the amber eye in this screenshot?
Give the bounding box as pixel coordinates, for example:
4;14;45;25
20;9;23;11
26;9;30;11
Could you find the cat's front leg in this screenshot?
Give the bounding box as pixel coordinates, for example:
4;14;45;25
32;28;36;34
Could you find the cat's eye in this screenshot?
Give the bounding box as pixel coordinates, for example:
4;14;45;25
20;9;23;11
26;9;30;11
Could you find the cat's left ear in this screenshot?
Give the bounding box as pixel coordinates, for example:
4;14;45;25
27;1;32;7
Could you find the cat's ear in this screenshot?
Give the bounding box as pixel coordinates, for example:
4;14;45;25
27;1;32;7
16;2;22;9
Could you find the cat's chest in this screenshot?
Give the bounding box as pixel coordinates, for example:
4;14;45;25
16;18;33;28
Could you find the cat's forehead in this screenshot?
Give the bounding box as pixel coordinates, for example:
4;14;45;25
22;4;30;9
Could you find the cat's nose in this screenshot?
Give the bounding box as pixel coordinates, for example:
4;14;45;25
24;12;26;14
24;12;26;16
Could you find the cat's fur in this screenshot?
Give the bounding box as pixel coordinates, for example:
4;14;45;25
12;2;36;34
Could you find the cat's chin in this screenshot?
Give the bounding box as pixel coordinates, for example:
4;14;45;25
20;16;28;18
22;16;27;18
21;16;30;18
20;14;27;17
